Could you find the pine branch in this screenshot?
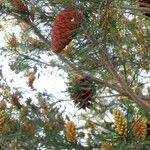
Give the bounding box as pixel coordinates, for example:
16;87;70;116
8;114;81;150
19;14;150;108
28;21;150;108
1;5;150;108
98;51;150;108
15;50;51;67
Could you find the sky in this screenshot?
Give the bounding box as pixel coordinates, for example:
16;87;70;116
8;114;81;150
0;21;83;122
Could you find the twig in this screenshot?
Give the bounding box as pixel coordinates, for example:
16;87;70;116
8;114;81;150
96;94;121;98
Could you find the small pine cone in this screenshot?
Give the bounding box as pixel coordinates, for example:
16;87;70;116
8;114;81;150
101;142;112;150
51;7;82;53
113;110;127;136
11;0;28;13
69;77;96;109
64;121;77;142
133;116;147;140
0;111;6;130
73;88;93;109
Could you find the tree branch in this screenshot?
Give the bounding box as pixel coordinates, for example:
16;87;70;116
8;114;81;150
2;6;150;108
84;27;150;108
20;15;150;108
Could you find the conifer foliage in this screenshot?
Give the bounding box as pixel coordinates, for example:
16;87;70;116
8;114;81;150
139;0;150;17
0;0;150;149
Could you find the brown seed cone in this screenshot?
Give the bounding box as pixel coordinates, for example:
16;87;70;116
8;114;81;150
68;77;96;109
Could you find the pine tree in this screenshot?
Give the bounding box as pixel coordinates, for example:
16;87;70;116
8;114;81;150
0;0;150;149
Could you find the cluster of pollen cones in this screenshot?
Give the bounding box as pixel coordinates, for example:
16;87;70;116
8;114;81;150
51;7;82;53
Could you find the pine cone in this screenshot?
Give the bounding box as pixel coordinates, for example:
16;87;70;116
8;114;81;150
64;121;77;142
51;7;82;53
69;77;96;109
113;110;127;136
133;116;147;140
